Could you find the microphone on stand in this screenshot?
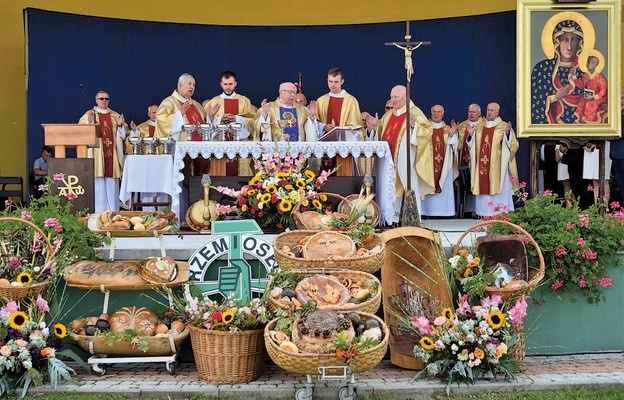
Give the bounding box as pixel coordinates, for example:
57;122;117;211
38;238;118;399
79;83;97;123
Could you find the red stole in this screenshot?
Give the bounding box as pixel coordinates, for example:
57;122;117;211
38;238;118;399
98;112;115;178
460;127;471;167
327;97;344;125
432;127;445;194
382;113;405;160
148;125;155;137
478;126;495;194
180;101;205;141
224;98;239;115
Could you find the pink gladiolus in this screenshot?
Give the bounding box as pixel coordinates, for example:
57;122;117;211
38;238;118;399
434;340;445;349
67;192;78;200
412;316;432;336
0;301;19;319
508;298;528;327
599;277;613;287
551;281;563;290
587;184;594;192
434;316;447;326
519;181;527;189
52;173;65;181
509;175;517;182
577;238;586;247
609;201;620;210
36;294;50;312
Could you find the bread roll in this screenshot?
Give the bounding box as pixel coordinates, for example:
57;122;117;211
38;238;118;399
109;306;158;335
146;217;168;230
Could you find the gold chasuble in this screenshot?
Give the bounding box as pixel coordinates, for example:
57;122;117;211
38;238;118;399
468;117;519;196
414;121;457;198
204;93;256;136
316;92;362;136
377;101;427;197
78;108;125;179
457;117;483;168
155;90;206;141
254;99;310;142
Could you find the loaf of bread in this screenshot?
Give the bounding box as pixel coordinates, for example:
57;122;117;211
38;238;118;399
64;260;146;287
140;257;177;283
109;306;158;335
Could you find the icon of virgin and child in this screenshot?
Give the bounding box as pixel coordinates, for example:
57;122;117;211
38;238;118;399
531;11;608;125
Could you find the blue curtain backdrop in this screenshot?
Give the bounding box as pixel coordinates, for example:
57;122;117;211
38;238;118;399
26;8;527;184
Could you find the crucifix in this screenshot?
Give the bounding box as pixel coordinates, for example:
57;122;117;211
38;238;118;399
384;21;430;227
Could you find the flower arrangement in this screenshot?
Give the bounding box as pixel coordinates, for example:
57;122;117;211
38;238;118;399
486;184;624;303
0;295;81;397
182;295;271;333
214;146;333;231
449;248;498;299
1;174;107;288
410;294;527;394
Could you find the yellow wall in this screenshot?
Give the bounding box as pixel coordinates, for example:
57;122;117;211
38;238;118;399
0;1;621;184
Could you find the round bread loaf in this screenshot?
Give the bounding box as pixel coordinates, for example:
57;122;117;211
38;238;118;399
109;306;158;336
292;310;355;353
140;257;177;283
303;231;356;259
294;275;351;307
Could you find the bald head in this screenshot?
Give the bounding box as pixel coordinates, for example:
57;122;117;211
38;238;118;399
390;85;407;109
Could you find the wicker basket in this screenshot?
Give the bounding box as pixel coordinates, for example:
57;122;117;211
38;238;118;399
266;269;381;314
337;194;381;228
69;327;190;357
264;312;388;375
452;220;545;300
274;230;385;273
190;326;266;383
0;217;53;301
291;193;353;231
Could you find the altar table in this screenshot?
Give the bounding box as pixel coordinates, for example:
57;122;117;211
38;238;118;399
119;155;175;206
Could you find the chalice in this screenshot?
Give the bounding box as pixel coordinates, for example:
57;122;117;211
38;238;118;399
260;122;271;141
228;122;243;141
128;137;142;155
162;136;176;155
198;123;213;141
143;137;156;155
181;124;197;141
277;119;290;141
215;124;228;141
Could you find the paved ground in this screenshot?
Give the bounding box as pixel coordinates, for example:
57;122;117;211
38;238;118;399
30;353;624;399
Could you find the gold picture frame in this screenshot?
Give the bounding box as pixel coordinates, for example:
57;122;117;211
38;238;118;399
517;0;621;138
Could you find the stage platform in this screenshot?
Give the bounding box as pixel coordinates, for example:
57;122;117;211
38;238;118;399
102;218;481;260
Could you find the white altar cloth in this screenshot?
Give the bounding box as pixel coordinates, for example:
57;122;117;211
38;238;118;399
171;141;396;225
119;155;175;204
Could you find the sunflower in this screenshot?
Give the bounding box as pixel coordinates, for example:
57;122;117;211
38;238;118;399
487;311;506;329
53;323;68;338
419;336;435;351
260;193;272;204
276;172;287;180
319;194;327;202
9;311;28;329
304;170;316;179
247;188;256;196
249;175;262;186
222;310;235;324
266;183;277;194
295;179;305;189
17;272;32;286
312;199;322;210
279;200;293;212
441;307;454;321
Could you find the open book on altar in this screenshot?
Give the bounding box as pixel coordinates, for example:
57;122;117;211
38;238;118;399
318;125;363;142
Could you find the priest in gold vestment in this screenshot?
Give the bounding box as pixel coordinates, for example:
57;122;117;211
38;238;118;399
366;85;427;224
126;104;158;155
78;90;129;212
466;102;519;217
415;105;458;217
255;82;318;142
456;103;483;216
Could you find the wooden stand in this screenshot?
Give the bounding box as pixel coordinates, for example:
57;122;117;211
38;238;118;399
210;157;227;176
42;124;99;158
335;156;353;177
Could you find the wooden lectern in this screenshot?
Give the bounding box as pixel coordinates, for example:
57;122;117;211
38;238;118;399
42;124;99;213
42;124;99;158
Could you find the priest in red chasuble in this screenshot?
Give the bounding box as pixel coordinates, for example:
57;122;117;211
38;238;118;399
78;90;130;212
203;71;254;176
456;103;484;216
366;85;427;224
415;104;458;217
255;82;318;142
466;102;519;217
155;73;208;175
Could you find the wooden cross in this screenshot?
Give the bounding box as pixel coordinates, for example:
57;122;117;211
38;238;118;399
384;21;430;192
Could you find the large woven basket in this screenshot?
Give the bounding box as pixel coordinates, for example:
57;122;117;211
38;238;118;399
0;217;53;301
69;327;190;357
337;194;381;228
291;193;353;231
274;230;385;273
266;268;381;314
190;326;266;383
264;312;388;375
452;220;545;300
